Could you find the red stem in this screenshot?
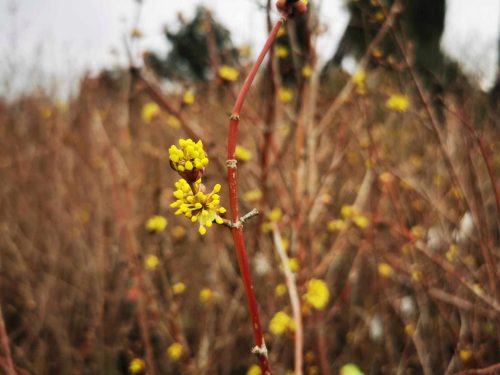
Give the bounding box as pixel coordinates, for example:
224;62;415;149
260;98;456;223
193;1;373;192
226;12;288;375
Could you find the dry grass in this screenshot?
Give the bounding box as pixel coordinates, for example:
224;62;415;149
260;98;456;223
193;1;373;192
0;16;499;375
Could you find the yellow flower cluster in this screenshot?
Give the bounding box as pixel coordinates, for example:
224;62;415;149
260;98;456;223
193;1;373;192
235;145;253;161
218;65;240;81
171;179;226;235
352;70;366;95
145;215;168;232
385;94;409;112
169;139;225;235
269;311;295;335
303;278;329;310
129;358;145;374
167;342;183;360
247;365;262;375
169;139;209;173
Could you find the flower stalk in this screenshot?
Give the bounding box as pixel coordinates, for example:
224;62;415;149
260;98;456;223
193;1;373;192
225;8;296;375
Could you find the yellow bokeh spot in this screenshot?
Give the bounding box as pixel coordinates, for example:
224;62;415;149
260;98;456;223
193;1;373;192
269;311;295;335
404;324;415;336
182;90;195;105
277;25;286;38
327;219;347;232
218;65;240;81
268;207;282;222
247;364;262;375
235;145;253;161
303;279;330;310
302;64;313;78
167;342;183;361
410;225;426;239
145;215;168;232
144;255;160;271
171;225;186;240
129;358;145;374
172;282;186;295
275;283;287;297
459;349;472;362
142;102;160;123
288;258;299;273
199;288;214;304
279;88;294;103
386;94;409;113
378;263;394;278
341;205;354;219
243;189;262;202
353;214;369;229
166;115;181;129
276;45;289;58
446;244;459;262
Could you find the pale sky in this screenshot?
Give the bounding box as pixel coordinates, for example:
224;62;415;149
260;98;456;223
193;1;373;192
0;0;498;97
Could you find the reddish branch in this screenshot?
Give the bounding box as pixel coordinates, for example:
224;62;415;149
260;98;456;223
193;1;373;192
225;9;294;375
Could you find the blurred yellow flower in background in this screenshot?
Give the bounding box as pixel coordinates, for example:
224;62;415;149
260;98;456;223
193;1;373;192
145;215;168;232
303;279;329;310
378;263;394;278
385;94;409;112
129;358;145;374
144;255;160;271
269;311;295;335
235;145;253;161
279;88;294;103
167;342;183;361
276;45;289;58
218;65;240;81
172;282;186;295
182;90;195;105
199;288;214;304
142;102;160;123
247;364;262;375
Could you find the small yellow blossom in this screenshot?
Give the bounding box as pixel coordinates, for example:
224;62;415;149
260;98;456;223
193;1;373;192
459;349;472;362
371;47;383;58
199;288;214;304
182;90;195;105
279;87;294;103
145;215;168;232
243;189;262;202
269;311;295;335
307;366;319;375
340;363;364;375
142;102;160;123
379;172;394;185
144;255;160;271
268;207;282;222
404;323;415;336
277;25;286;38
170;179;226;235
373;10;385;22
218;65;240;81
385;94;409;113
281;238;290;251
276;45;289;58
410;225;426;239
172;282;186;295
275;283;287;297
353;214;369;229
169;138;209;173
167;342;183;361
327;219;347;232
288;258;299;273
411;269;422;282
171;225;186;241
302;64;313;78
303;279;329;310
341;205;354;219
247;364;262;375
129;358;145;374
378;263;394;278
166;115;181;129
352;70;366;95
235;145;253;161
446;244;459;262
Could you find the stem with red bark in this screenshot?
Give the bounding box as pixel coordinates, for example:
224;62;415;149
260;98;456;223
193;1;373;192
226;12;289;375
